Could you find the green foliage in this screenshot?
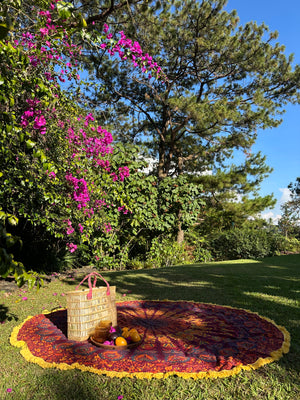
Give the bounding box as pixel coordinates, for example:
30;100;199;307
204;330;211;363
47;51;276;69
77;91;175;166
0;210;43;288
279;177;300;239
276;236;300;254
0;33;81;273
0;1;147;279
90;143;204;268
192;244;213;263
208;227;289;260
0;212;23;278
146;236;193;268
125;258;154;270
2;0;298;279
84;0;300;240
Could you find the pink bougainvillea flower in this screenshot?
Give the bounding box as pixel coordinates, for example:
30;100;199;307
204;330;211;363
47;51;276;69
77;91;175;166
103;23;109;33
6;388;12;393
61;293;66;296
40;27;49;37
117;396;124;400
22;296;28;301
67;243;77;253
118;166;130;181
103;340;114;346
48;171;56;179
53;293;57;296
104;223;112;233
78;223;84;233
66;226;75;235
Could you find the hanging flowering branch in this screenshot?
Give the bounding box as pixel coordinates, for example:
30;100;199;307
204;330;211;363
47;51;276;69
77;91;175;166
0;0;167;279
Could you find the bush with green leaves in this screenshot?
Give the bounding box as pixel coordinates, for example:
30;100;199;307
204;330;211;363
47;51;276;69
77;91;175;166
146;236;193;268
208;227;290;260
276;236;300;254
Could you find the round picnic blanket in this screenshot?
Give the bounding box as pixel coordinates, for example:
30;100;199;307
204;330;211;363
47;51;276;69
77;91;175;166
10;300;290;379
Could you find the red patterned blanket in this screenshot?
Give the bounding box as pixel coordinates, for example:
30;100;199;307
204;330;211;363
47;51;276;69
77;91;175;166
10;300;290;379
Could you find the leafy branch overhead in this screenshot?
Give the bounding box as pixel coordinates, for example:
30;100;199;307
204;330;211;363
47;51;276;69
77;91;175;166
79;0;300;240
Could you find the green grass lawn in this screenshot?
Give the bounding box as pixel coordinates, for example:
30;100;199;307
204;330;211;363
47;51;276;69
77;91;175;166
1;254;299;399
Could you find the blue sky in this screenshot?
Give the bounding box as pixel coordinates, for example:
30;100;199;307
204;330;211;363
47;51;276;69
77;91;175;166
225;0;300;222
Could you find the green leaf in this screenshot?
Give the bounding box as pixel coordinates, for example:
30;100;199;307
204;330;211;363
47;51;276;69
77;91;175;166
57;1;74;19
6;124;12;133
7;215;18;226
25;139;36;149
78;13;87;28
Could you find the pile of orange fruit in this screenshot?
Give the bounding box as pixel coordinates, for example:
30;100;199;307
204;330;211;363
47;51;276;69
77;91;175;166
102;326;141;346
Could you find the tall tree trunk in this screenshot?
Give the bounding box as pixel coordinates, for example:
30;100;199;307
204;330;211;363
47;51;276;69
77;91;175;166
176;155;184;244
177;218;184;243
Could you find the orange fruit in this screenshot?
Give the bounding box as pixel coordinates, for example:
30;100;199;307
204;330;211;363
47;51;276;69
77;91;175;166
115;336;127;346
122;327;130;338
129;330;141;343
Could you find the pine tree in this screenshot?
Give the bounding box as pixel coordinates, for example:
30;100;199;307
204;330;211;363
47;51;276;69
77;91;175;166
72;0;300;241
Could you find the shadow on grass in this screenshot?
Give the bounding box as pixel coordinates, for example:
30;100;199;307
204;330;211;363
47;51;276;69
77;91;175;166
62;255;299;309
32;370;111;400
0;303;18;323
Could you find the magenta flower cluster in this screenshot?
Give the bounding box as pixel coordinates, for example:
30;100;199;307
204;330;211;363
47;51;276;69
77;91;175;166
67;120;114;164
103;25;164;80
14;0;166;256
21;99;47;135
65;174;90;209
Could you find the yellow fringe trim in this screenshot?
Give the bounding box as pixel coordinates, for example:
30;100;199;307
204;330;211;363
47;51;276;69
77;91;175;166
9;302;290;380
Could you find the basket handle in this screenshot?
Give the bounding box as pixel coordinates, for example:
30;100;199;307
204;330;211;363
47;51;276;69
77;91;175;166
75;272;111;299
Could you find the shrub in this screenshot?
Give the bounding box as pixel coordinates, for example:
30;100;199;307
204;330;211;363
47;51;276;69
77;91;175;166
193;245;213;263
146;237;193;268
208;228;289;260
126;258;145;270
276;236;300;254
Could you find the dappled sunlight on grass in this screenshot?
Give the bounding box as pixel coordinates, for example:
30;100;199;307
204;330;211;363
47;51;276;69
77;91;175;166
272;276;300;282
208;274;225;278
243;292;299;308
263;286;281;290
264;265;288;270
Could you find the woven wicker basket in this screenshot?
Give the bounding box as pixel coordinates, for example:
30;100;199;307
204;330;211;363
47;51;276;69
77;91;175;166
66;272;117;341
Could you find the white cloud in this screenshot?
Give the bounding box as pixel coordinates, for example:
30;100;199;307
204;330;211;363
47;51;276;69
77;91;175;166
260;211;281;225
258;188;291;225
279;188;291;205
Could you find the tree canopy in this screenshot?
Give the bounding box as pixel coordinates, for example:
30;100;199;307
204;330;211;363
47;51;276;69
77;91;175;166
77;0;300;239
